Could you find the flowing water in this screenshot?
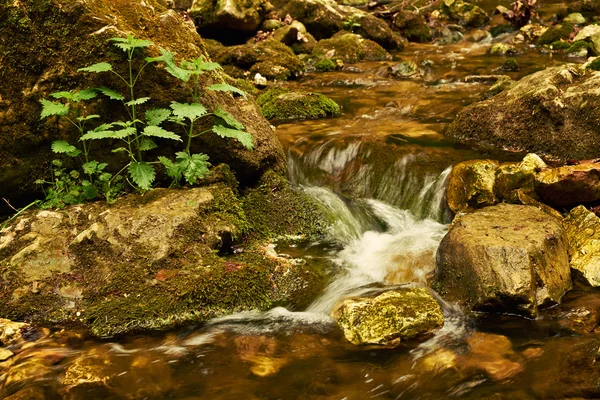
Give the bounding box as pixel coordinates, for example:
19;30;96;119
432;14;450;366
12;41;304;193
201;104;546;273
4;7;600;398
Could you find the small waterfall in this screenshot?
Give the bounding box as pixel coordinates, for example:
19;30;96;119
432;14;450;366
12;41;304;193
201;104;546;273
288;139;453;223
306;196;448;314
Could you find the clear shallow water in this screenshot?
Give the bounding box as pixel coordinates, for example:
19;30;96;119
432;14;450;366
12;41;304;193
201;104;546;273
3;30;600;399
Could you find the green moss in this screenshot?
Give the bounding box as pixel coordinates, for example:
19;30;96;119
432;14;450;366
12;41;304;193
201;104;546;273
315;58;337;72
312;33;388;64
393;11;432;43
550;40;572;50
209;40;305;81
586;57;600;71
242;170;329;239
566;40;590;55
538;22;575;46
256;88;341;121
501;58;519;72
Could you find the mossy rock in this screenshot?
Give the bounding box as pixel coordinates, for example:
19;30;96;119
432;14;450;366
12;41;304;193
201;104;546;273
272;21;317;54
332;287;444;346
446;64;600;161
189;0;271;32
270;0;406;50
566;40;591;57
487;43;518;56
501;57;519;72
550;40;572;50
315;58;337;72
485;75;516;98
393;10;432;43
208;40;305;81
563;205;600;287
0;182;330;336
257;88;340;121
0;0;286;203
439;0;489;28
446;159;499;213
537;22;575;46
312;32;389;64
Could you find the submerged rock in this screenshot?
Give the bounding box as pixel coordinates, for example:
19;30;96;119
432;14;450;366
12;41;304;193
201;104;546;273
434;204;572;317
563;206;600;286
446;159;499;213
257;88;340;121
447;64;600;161
332;287;444;346
534;162;600;208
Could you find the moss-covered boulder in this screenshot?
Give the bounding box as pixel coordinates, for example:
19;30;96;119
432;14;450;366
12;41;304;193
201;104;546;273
207;39;305;81
332;287;444;346
312;32;389;64
446;160;499;213
446;64;600;161
537;22;575;46
534;162;600;208
257;88;340;121
439;0;489;28
563;205;600;286
0;180;329;336
270;0;406;49
0;0;286;206
434;204;572;318
189;0;272;32
487;43;518;56
393;10;432;43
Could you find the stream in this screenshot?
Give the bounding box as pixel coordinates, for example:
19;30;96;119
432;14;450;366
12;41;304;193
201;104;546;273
4;6;600;398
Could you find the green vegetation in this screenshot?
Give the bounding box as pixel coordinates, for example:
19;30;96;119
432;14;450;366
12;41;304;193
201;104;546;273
315;58;337;72
38;34;253;207
586;57;600;71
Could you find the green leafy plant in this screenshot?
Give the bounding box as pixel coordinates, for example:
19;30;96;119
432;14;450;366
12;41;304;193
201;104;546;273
39;88;123;205
36;33;254;210
76;34;183;191
147;49;254;187
343;13;362;33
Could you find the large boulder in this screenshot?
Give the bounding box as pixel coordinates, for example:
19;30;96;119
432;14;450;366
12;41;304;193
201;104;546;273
446;64;600;161
446;64;600;160
270;0;406;49
534;162;600;208
189;0;272;32
0;179;329;336
393;10;432;43
434;204;572;317
563;205;600;286
0;0;286;206
332;287;444;346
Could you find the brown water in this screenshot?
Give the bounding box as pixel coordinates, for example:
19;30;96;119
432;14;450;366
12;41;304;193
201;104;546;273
3;14;600;400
